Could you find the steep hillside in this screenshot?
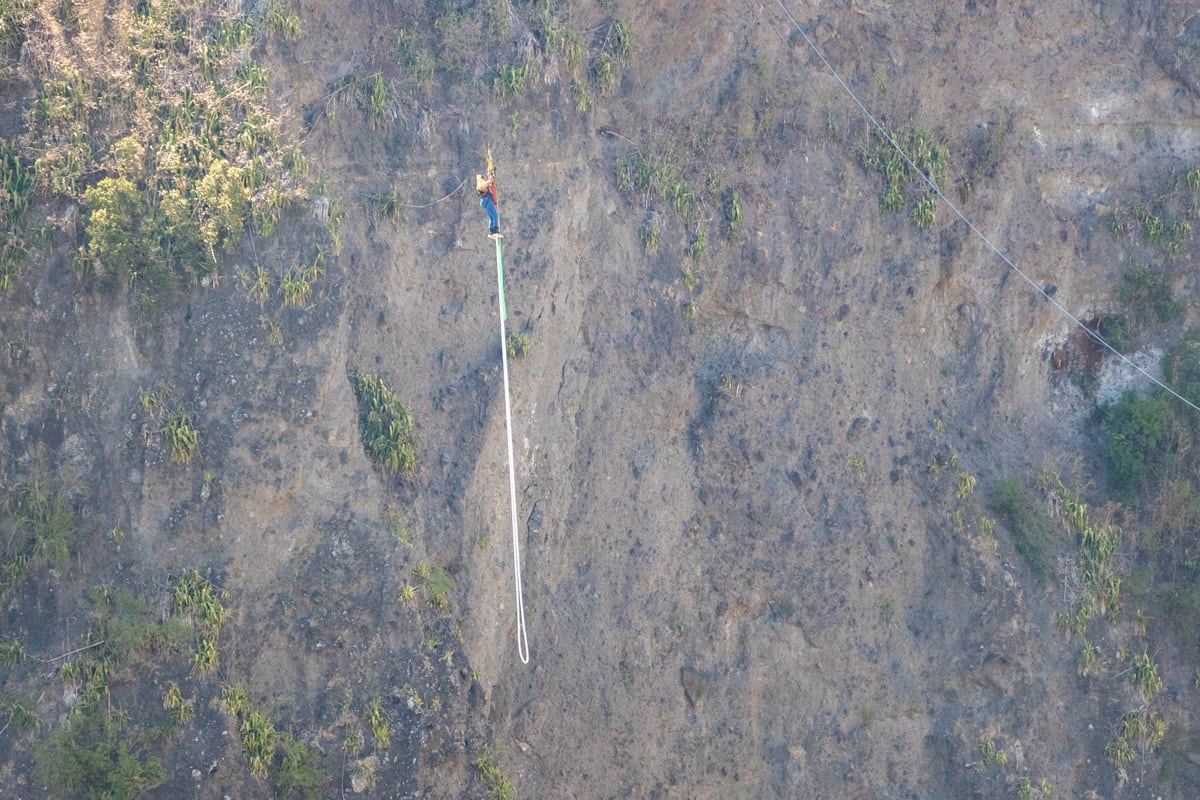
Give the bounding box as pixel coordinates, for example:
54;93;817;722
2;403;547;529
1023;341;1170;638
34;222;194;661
2;1;1200;798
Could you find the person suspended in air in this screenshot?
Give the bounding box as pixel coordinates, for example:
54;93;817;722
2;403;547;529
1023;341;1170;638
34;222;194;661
477;146;501;239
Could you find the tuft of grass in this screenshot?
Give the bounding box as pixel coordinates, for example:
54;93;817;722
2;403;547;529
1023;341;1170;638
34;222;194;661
723;189;743;239
366;73;393;130
1;476;75;599
423;566;455;611
370;186;404;222
162;681;194;723
474;749;515;800
366;699;390;751
263;0;301;40
0;636;28;666
163;411;199;464
494;62;530;100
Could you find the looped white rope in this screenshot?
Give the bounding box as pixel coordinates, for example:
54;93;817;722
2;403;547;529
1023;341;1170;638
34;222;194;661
494;234;530;664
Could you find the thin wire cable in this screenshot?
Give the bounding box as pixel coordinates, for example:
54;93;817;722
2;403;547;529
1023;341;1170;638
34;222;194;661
773;0;1200;414
407;177;467;209
494;234;531;664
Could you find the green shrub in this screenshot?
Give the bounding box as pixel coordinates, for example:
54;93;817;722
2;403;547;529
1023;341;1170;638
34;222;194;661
723;189;743;238
366;699;390;751
422;565;455;611
506;332;530;360
0;0;29;53
0;636;28;666
35;710;166;800
274;737;327;800
87;584;192;668
263;1;301;40
82;177;157;291
1118;263;1184;335
912;193;936;228
1101;392;1176;504
494;63;529;100
366;73;393;130
1;477;74;598
865;125;950;224
474;749;515;800
350;370;416;477
370;186;404;222
990;476;1057;586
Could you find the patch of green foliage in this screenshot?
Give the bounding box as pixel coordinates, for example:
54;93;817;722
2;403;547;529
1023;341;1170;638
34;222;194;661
366;698;391;751
1100;392;1177;505
222;686;328;791
172;568;230;674
474;748;515;800
222;687;277;778
86;584;194;673
989;476;1057;586
370;185;405;222
422;565;455;611
864;125;951;227
594;18;633;95
506;332;531;360
350;370;416;477
1114;263;1185;344
35;709;166;800
0;137;34;292
274;736;327;800
7;0;307;301
494;62;530;101
163;411;200;464
0;476;74;600
1091;328;1200;652
1;693;39;732
0;0;30;54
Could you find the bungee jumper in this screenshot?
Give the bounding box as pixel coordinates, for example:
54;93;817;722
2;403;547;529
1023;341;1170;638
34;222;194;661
477;144;502;239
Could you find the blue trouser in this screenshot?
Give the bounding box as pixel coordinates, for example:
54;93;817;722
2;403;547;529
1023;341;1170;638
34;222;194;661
480;194;498;230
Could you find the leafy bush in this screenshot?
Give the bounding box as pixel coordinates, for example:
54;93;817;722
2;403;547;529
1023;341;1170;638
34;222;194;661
350;370;416;477
366;699;390;751
1;477;74;599
274;737;326;800
474;749;515;800
506;332;530;360
865;125;951;225
1117;263;1184;336
35;710;166;800
990;476;1057;586
494;62;530;100
1101;392;1176;505
81;177;157;290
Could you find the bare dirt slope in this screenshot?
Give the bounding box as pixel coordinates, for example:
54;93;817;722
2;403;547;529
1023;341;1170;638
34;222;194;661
4;0;1200;798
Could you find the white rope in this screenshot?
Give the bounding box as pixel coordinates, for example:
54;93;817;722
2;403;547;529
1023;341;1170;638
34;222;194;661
772;0;1200;415
494;234;531;664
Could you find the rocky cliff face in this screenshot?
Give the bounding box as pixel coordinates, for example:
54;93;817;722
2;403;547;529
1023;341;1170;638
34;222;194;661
2;1;1199;798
